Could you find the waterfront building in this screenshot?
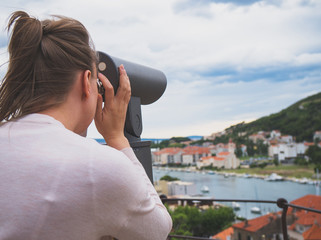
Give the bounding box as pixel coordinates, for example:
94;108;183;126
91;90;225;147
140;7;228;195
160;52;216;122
167;181;197;196
152;146;211;165
287;194;321;239
211;226;234;240
213;194;321;240
152;147;182;165
232;212;283;240
268;141;314;163
155;180;197;197
196;151;240;169
181;146;211;165
302;224;321;240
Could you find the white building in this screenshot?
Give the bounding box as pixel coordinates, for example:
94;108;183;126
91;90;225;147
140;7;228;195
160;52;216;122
313;131;321;142
196;152;240;169
152;147;182;165
249;133;266;144
268;142;314;162
210;141;236;155
167;181;197;196
270;130;281;139
181;146;210;165
280;135;294;143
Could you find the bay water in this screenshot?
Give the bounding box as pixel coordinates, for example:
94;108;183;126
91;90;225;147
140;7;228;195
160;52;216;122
153;168;320;219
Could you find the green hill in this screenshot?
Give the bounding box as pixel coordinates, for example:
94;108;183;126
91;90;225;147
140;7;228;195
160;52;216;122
225;92;321;142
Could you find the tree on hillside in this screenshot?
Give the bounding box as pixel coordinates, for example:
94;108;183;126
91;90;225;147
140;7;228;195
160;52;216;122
305;145;321;165
160;175;180;181
171;137;191;143
151;137;191;149
168;205;235;238
213;135;229;145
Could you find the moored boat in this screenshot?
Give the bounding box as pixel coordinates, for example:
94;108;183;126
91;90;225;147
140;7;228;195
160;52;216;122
251;206;261;214
201;185;210;193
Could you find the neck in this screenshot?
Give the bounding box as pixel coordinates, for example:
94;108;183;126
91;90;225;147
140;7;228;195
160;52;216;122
39;90;85;135
40;103;81;133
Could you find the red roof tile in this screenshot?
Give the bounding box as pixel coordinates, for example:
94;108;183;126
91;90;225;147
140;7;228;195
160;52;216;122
212;227;234;240
218;152;230;156
302;224;321;240
296;212;321;226
288;195;321;214
304;142;315;146
233;213;279;232
214;157;225;161
154;147;182;155
182;146;210;155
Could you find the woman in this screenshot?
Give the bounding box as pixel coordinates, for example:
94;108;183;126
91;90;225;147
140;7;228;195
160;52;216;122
0;11;172;240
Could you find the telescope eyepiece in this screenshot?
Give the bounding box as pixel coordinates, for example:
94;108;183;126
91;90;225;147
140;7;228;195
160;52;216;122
97;79;105;101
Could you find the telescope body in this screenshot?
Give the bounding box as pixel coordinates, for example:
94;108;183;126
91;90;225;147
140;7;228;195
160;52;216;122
98;52;167;105
97;51;168;183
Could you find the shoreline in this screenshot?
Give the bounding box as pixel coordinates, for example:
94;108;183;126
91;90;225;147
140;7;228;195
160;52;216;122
153;166;320;185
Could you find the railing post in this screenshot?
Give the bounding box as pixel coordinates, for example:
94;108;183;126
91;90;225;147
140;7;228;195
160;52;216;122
277;198;289;240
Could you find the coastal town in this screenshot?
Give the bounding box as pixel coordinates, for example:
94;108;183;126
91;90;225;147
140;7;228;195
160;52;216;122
152;129;321;171
151;129;321;240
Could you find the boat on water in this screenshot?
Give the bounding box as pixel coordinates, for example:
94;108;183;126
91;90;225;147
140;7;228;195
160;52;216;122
251;206;261;214
232;202;241;210
201;185;210;193
299;177;309;184
208;171;215;175
242;173;252;178
265;173;284;181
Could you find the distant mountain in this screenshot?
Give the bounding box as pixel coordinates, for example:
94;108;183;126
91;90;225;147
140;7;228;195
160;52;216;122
225;92;321;142
187;135;204;141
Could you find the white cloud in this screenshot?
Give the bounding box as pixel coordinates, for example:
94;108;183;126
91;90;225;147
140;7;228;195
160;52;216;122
0;0;321;138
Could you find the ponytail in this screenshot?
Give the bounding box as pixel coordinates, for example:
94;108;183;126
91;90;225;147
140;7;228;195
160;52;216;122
0;11;97;121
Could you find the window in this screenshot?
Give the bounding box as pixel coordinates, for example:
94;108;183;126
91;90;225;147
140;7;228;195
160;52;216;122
238;232;242;240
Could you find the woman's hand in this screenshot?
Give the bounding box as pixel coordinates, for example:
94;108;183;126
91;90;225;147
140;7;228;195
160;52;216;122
94;65;131;150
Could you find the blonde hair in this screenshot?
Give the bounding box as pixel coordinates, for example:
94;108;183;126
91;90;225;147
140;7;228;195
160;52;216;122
0;11;97;121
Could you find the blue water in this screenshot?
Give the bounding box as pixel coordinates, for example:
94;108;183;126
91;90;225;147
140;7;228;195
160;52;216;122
153;168;320;219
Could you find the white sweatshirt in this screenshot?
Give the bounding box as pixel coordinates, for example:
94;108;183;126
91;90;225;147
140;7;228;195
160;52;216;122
0;114;172;240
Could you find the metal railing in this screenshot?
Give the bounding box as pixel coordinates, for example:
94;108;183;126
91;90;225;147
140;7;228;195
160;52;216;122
161;197;321;240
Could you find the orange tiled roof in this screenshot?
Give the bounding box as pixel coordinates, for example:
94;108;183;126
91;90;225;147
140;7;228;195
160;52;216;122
269;139;278;145
304;142;315;146
296;212;321;226
154;147;182;155
233;213;279;232
182;146;210;155
288;222;296;230
212;227;234;240
218;152;230;156
302;224;321;240
213;157;225;161
288;195;321;214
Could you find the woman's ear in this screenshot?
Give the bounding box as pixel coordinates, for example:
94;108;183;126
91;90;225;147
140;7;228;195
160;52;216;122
82;70;92;99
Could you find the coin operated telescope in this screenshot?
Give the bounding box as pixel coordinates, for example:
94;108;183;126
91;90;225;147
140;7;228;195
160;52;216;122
97;51;167;183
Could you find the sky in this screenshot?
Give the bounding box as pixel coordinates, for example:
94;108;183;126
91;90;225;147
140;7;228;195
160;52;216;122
0;0;321;139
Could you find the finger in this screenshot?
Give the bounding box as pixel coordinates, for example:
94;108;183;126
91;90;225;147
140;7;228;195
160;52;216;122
117;65;131;101
118;65;131;90
98;72;114;108
95;94;103;121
